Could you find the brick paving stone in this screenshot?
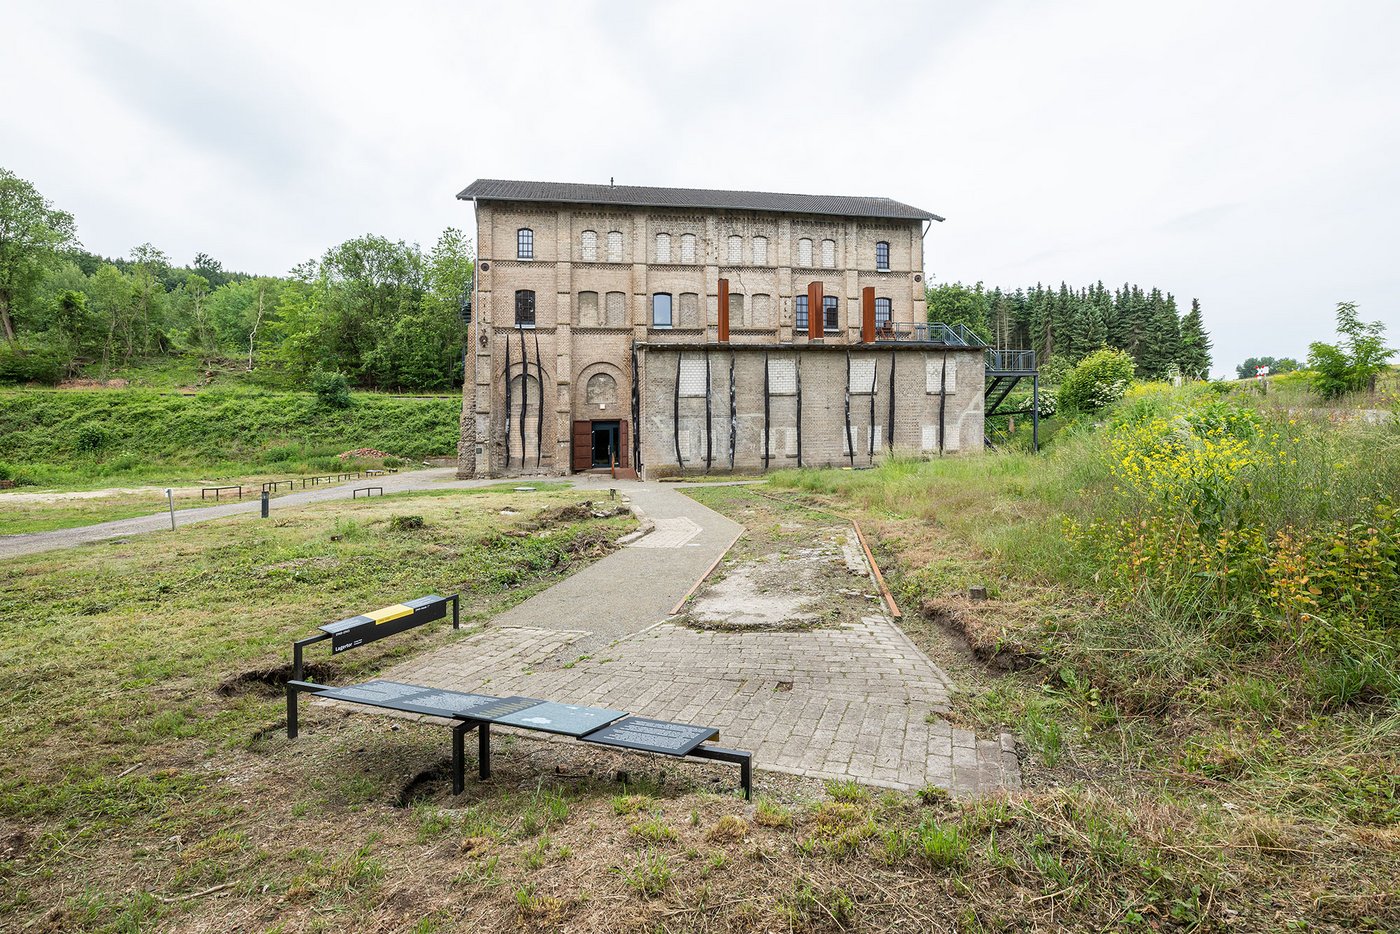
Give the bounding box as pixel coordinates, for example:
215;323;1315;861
376;485;1020;795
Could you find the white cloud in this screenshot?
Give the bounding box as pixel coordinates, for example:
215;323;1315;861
2;0;1396;373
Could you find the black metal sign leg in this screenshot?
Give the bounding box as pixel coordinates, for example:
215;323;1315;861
286;686;299;739
452;721;473;794
478;723;492;781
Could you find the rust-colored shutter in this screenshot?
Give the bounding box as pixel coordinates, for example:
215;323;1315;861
861;287;876;343
717;278;729;342
618;420;630;468
571;421;592;471
807;282;823;339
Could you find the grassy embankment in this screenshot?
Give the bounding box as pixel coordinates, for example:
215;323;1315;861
0;387;462;533
766;381;1398;928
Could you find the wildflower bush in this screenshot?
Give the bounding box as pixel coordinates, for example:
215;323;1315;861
1067;385;1400;700
1057;348;1136;413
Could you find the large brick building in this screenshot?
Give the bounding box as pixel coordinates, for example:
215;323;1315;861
455;179;985;478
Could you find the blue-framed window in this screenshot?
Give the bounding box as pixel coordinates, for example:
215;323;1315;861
651;293;673;328
795;294;808;331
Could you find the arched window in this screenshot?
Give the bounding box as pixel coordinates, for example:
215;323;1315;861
875;241;890;271
728;292;745;326
585;372;618;405
679;233;696;263
821;239;836;268
875;297;892;328
515;290;536;328
604;291;626;326
752;236;768;265
577;291;599;326
797;238;813;267
606;230;623;262
651;293;673;328
580;230;597;262
517;228;534;259
727;235;742;264
655;232;671;263
795;294;809;330
823;295;839;332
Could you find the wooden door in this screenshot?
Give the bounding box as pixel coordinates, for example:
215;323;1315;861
571;421;592;472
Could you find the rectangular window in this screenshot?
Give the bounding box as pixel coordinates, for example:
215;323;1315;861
678;356;708;397
767;358;797;395
515;289;536;328
850;358;876;393
651;293;673;329
823;295;839;333
875;241;890;271
925;357;958;393
517;228;533;260
875;297;891;328
795;294;808;331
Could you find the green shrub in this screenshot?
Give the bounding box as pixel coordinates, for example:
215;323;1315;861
310;369;352;409
1057;348;1136;413
0;343;64;385
73;424;110;454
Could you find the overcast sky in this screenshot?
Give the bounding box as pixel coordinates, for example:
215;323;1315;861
4;0;1397;376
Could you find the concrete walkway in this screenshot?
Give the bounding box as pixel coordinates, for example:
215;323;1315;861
384;482;1020;795
0;468;495;560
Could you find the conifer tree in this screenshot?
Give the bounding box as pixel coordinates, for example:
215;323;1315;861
1178;298;1212;378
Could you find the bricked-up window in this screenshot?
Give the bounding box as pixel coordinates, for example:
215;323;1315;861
752;236;768;265
651;293;673;329
678;292;700;327
515;289;536;328
728;293;745;326
678;356;708;397
875;241;890;271
655;232;671;263
606;230;623;262
767;358;797;395
605;291;626;326
850;359;876;393
821;239;836;268
823;295;839;333
517;228;534;260
680;233;696;263
727;235;742;264
577;291;599;326
875;297;891;328
795;294;808;331
581;230;597;262
797;238;813;266
751;293;772;327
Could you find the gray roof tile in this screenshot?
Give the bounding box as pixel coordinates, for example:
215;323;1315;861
456;179;943;222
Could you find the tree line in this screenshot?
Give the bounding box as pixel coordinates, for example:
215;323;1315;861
0;167;473;391
926;280;1212;380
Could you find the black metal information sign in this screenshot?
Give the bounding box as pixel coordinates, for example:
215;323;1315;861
581;717;719;756
317;680;503;719
320;595;449;653
493;701;628;737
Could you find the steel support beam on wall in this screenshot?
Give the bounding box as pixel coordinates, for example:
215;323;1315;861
503;333;512;469
630;342;642;471
844;350;854;467
887;350;896;452
795;355;804;466
762;351;771;471
938;349;949;455
704;348;713;471
518;326;528;468
673;354;683;471
868;353;877;461
728;349;736;469
533;328;544;467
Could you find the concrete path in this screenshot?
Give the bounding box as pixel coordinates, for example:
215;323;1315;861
0;468;496;560
382;482;1020;795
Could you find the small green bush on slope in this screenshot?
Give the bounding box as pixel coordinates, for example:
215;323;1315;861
0;389;461;485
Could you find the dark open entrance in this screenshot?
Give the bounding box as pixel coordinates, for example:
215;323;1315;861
590;421;619;467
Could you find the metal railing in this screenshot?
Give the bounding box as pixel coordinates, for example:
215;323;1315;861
870;322;989;347
984;349;1037;373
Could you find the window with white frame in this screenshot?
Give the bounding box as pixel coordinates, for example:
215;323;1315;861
680;233;696;263
580;230;597;262
797;238;813;266
821;238;836;268
727;235;742;264
655;232;671;263
517;228;534;260
651;293;673;328
606;230;623;262
752;236;768;265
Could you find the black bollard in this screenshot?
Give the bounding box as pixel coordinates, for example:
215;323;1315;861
261;490;270;518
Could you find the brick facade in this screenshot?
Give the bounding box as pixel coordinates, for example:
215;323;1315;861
457;187;982;478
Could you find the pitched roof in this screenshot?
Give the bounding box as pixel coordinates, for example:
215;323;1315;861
456;179;943;222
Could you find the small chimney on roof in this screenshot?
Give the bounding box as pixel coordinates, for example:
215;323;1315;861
610;177;614;187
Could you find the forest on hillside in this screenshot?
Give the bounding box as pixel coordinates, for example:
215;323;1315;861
0;168;473;391
926;280;1213;380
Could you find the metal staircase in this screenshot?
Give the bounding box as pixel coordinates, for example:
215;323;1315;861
984;349;1041;451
